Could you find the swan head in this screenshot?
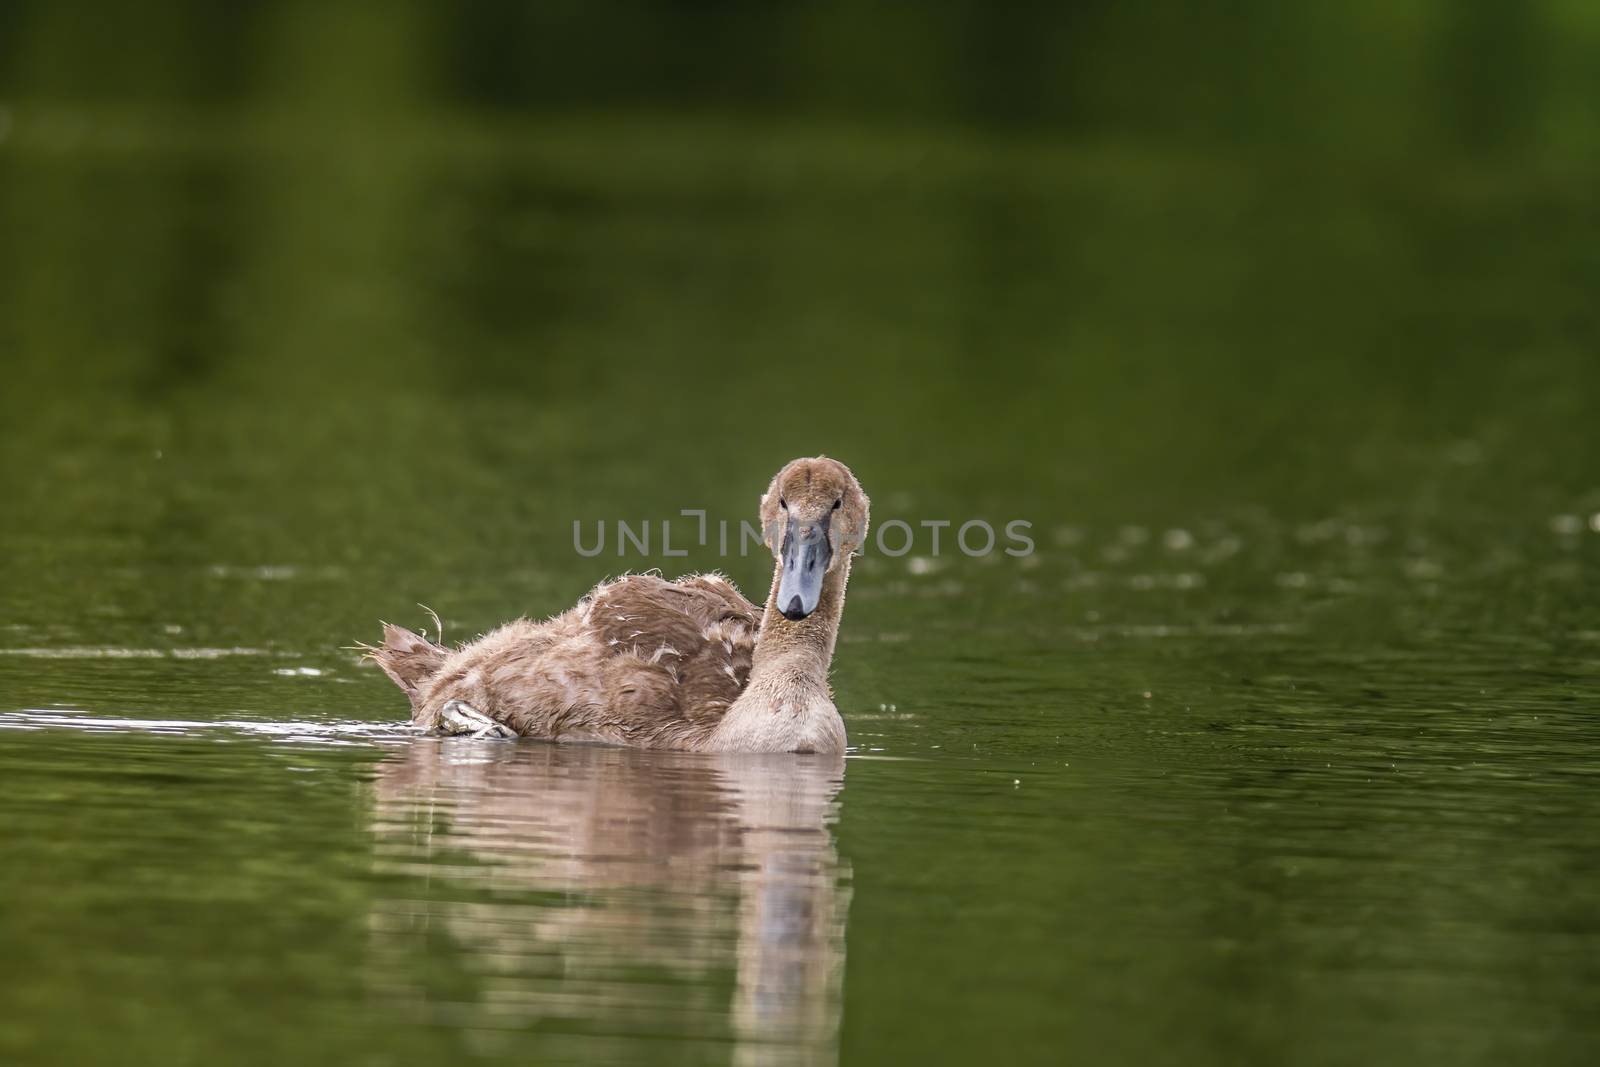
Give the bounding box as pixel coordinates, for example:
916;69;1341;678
759;456;871;621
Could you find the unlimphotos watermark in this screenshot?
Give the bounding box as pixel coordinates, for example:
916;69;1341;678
573;511;1034;559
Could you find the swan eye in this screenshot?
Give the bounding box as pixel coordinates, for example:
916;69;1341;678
779;497;787;509
832;498;842;510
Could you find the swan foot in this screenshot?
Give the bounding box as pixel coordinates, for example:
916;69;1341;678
438;699;515;740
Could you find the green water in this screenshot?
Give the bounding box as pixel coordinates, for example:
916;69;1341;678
3;4;1600;1065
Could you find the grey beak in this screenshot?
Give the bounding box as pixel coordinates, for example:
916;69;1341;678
778;519;831;620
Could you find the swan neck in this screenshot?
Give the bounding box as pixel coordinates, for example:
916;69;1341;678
751;555;850;679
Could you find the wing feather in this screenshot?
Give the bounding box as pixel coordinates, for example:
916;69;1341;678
589;574;760;724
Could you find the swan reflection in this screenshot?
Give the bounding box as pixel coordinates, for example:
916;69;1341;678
368;741;850;1065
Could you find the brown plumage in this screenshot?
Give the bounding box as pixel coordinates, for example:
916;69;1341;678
369;622;447;704
364;456;870;753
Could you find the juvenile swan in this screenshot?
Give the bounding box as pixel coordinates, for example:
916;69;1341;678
366;456;869;753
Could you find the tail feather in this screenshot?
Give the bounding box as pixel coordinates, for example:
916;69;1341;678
364;623;447;710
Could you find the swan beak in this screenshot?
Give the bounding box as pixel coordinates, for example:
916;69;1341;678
778;520;832;621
